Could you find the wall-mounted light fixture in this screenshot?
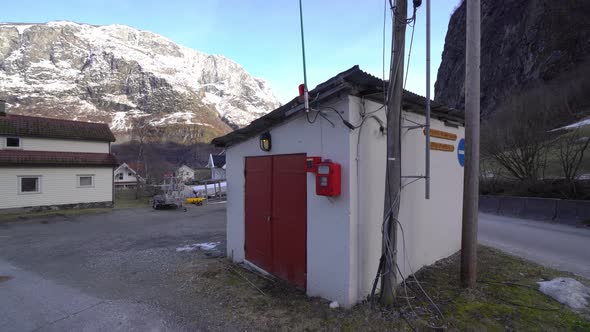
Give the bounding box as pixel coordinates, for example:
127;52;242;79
259;131;271;151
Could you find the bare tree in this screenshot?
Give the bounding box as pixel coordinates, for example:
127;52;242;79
482;90;558;182
556;129;590;183
130;117;155;197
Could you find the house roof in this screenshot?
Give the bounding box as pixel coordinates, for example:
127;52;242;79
115;162;141;175
0;114;116;142
212;65;464;148
123;162;145;175
211;154;226;168
178;165;195;172
0;150;118;167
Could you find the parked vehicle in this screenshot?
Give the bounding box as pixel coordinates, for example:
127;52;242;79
152;175;187;211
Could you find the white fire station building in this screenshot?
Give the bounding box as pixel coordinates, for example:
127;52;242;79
212;66;465;307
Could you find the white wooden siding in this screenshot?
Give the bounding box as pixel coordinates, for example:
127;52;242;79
114;165;138;184
0;136;109;153
0;167;113;209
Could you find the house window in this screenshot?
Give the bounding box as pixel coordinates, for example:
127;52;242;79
77;175;94;187
6;137;20;148
128;172;132;176
18;176;41;194
117;173;124;180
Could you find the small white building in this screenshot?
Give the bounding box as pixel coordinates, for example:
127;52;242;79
206;153;226;180
0;101;117;211
177;164;195;183
114;162;143;189
212;67;465;307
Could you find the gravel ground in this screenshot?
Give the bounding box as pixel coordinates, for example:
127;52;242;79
0;202;235;331
2;203;587;331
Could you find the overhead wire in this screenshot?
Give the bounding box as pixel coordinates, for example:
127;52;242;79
300;1;440;321
373;0;415;305
371;4;444;327
404;19;416;89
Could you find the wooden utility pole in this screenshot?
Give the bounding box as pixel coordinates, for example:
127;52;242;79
381;0;407;305
460;0;481;288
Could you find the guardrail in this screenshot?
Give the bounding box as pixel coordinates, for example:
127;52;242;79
479;195;590;225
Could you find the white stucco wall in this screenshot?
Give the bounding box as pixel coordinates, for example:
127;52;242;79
0;167;113;209
347;96;465;304
225;94;465;307
225;96;355;306
347;97;387;304
0;136;110;153
396;111;465;281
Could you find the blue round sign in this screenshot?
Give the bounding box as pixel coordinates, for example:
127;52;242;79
457;138;465;167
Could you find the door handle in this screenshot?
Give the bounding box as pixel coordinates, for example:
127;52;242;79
267;215;271;223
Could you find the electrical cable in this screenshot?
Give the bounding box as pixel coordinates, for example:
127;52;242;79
316;106;346;122
371;0;429;310
403;20;416;89
318;111;335;127
395;218;445;319
306;110;320;124
401;177;422;188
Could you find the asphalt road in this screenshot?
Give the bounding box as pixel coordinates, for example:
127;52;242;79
0;202;229;332
478;212;590;279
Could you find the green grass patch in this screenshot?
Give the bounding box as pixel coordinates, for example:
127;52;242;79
0;207;111;223
401;246;590;330
114;189;152;209
114;196;151;209
0;192;151;223
177;246;590;331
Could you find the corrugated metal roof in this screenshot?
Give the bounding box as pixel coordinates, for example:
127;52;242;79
212;65;463;148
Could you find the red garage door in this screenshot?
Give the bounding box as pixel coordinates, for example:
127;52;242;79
245;154;307;289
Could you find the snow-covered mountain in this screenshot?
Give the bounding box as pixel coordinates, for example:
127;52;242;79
0;21;281;143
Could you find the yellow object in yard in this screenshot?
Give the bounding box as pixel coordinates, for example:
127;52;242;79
186;197;206;205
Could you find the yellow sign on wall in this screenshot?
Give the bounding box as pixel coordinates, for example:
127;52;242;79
430;142;455;152
424;128;457;141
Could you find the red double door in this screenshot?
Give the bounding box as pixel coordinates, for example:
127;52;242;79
244;154;307;289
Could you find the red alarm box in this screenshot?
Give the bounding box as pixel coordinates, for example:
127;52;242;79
306;156;321;173
316;161;341;196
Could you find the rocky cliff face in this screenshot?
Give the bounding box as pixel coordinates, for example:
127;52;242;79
0;21;281;143
435;0;590;117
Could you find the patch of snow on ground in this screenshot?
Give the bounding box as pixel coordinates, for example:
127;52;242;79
538;277;590;310
551;118;590;131
176;242;220;252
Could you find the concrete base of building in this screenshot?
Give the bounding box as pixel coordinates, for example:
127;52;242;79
1;201;114;214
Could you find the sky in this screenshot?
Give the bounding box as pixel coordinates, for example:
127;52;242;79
3;0;463;103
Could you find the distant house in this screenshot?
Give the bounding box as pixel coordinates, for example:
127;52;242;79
114;162;143;189
206;153;226;180
177;165;195;183
0;100;117;210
